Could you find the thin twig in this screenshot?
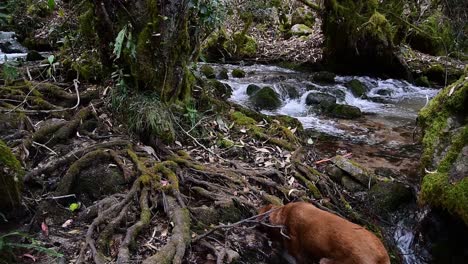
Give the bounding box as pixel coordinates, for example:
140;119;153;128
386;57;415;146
32;141;58;155
192;207;283;243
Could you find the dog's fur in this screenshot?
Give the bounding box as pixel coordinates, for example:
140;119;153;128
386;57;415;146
258;202;390;264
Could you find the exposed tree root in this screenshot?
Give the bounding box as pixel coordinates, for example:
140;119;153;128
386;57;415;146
142;195;190;264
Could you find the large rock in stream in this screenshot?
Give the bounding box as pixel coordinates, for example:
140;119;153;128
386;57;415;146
418;72;468;224
305;92;336;107
249;87;282;110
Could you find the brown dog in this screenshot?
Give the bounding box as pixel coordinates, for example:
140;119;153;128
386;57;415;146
258;202;390;264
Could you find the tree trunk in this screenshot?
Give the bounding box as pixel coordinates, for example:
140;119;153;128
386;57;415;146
91;0;196;102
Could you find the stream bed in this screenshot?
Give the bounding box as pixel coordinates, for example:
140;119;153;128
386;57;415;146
206;63;442;264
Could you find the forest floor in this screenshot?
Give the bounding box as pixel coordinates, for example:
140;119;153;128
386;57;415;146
0;56;415;264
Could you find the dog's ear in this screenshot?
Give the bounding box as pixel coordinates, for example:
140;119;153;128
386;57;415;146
258;204;275;215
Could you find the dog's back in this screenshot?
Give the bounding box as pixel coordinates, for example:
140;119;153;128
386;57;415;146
259;202;390;264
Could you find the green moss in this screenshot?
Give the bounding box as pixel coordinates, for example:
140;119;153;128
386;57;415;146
345;79;367;97
246;84;261;96
364;12;393;45
230;111;257;126
200;64;216;79
415;76;431;87
231;32;257;57
327;104;362;119
232;68;246;78
78;5;95;40
217;138;235;149
249;87;281;110
0;140;24;210
418;74;468;223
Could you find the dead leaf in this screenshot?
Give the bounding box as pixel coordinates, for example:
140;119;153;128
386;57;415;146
62;219;73;228
41;222;49;237
288;177;295;186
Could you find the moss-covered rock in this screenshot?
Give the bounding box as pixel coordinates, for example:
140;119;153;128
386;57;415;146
290;24;313;36
26;50;44;61
327;104;362;119
312;71;336;83
345;79;367;97
0;140;24;212
418;73;468;224
246;84;261;96
200;64;216;79
305;92;336;107
369;181;413;215
232;68;246;78
207;80;233;100
218;68;229;80
249;87;281;110
415;76;431;87
278;83;300;99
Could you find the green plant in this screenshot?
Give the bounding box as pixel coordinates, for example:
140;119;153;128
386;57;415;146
189;0;226;38
185;100;199;128
0;232;63;263
113;23;136;60
46;55;58;80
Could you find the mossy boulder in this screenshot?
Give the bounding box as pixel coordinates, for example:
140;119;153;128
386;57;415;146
312;71;336;83
418;73;468;224
369;181;413;215
280;83;300;99
415;76;431;87
26;50;44;61
305;92;336;107
290;24;313;36
327;104;362;119
250;87;281;110
246;84;261;96
200;64;216;79
218;68;229;80
291;7;315;28
0;140;24;212
345;79;367;97
207;80;232;100
232;68;246;78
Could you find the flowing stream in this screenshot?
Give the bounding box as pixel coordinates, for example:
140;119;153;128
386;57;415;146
213;63;437;140
206;63;441;264
0;31;29;63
